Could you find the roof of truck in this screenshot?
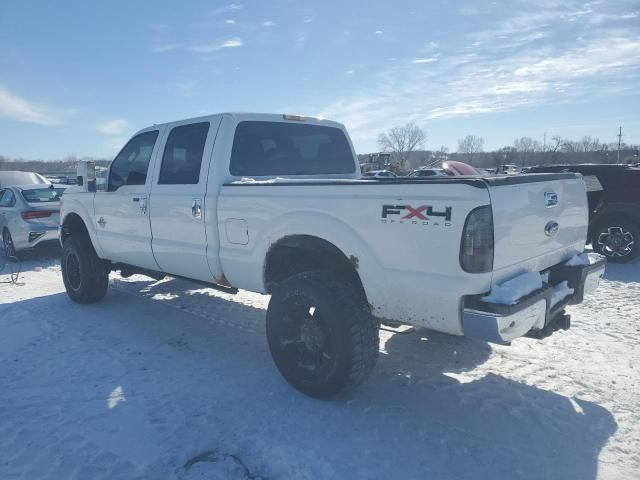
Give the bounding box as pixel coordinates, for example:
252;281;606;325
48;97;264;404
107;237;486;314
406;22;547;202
144;113;345;131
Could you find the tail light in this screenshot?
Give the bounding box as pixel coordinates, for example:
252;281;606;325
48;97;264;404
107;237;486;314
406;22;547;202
460;206;494;273
21;210;56;220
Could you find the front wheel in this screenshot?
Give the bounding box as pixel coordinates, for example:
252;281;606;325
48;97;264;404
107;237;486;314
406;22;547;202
266;272;379;398
61;236;109;303
593;220;639;263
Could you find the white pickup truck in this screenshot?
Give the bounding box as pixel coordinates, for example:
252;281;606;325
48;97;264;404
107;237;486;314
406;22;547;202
60;113;605;397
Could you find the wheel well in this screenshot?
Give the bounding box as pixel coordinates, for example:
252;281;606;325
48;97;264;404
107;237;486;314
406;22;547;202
61;213;90;243
264;235;365;297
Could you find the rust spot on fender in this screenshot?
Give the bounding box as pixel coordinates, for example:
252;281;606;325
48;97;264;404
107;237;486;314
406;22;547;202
215;272;231;287
349;254;360;270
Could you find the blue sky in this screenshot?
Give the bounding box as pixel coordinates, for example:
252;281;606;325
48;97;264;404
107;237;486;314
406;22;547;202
0;0;639;160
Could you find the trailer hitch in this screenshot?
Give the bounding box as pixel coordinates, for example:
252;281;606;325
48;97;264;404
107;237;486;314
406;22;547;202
526;310;571;339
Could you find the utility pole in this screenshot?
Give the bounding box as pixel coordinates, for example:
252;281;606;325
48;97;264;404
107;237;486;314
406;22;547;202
617;126;623;163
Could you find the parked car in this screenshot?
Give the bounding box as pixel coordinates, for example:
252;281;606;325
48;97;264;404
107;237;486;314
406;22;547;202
528;163;640;263
60;113;602;397
406;168;447;177
0;170;49;188
0;184;66;257
496;164;522;175
442;160;482;176
362;169;396;179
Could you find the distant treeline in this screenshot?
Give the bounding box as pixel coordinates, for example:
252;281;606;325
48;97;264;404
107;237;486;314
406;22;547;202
360;141;639;170
2;139;639;176
0;156;111;174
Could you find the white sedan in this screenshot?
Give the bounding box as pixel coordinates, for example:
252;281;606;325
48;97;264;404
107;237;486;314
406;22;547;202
0;184;66;258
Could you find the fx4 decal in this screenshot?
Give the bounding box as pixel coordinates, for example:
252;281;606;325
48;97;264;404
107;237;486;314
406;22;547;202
381;204;452;226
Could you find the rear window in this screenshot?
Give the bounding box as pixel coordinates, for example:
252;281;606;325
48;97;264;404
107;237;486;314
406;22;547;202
229;121;355;176
21;187;65;203
583;175;604;192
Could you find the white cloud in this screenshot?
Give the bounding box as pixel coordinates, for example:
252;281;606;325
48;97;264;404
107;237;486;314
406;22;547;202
411;57;439;64
213;3;243;15
224;19;236;25
189;37;244;53
0;85;60;125
262;20;275;27
375;30;383;35
303;16;313;23
97;119;129;135
316;26;640;142
514;38;640;78
152;43;179;53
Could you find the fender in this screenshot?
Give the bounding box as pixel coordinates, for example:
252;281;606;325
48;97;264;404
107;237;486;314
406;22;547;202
60;192;104;258
590;204;640;239
219;209;383;296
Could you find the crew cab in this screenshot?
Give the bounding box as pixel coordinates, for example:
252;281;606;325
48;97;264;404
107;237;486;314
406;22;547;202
59;113;605;397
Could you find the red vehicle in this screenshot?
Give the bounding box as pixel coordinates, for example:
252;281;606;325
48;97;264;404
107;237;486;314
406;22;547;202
528;164;640;263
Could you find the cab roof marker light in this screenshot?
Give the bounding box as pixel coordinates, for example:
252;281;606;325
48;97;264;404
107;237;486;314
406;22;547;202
283;114;305;121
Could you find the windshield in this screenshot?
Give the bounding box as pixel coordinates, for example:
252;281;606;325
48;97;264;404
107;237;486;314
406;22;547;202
21;187;65;203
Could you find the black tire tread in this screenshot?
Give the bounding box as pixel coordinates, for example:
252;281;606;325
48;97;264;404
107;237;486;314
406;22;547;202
268;271;379;397
62;236;109;303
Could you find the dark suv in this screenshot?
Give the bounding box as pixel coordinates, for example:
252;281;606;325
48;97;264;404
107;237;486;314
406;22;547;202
528;164;639;263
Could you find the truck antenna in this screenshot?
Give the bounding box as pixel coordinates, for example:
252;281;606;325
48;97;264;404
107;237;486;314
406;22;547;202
617;126;623;163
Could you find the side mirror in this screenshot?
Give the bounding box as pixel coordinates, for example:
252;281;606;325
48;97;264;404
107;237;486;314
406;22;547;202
76;161;96;192
96;166;109;191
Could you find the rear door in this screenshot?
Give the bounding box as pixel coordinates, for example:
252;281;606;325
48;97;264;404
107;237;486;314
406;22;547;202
487;173;589;284
94;129;162;270
149;117;221;281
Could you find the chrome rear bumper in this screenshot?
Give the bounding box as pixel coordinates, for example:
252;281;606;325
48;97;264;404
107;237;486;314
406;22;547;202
463;257;606;343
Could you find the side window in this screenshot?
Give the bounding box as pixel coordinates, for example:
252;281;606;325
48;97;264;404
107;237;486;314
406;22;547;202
583;175;604;192
108;131;159;192
158;122;210;185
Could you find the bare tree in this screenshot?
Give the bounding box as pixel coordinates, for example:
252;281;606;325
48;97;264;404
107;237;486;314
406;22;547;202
579;136;601;153
513;136;542;166
377;123;426;171
457;135;484;165
493;146;517;167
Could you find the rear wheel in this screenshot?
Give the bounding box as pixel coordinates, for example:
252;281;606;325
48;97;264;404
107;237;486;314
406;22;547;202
266;271;379;398
593;220;639;263
61;236;109;303
2;229;17;261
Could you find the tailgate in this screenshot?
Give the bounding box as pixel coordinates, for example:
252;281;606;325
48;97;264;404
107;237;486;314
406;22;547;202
486;173;588;284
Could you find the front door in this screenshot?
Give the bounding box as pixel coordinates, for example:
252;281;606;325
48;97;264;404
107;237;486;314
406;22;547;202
149;119;219;282
94;129;162;270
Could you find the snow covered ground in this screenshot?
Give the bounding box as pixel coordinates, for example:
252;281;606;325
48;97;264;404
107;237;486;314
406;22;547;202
1;246;638;480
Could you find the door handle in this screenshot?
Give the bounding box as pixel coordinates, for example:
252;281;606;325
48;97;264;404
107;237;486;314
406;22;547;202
192;199;202;219
137;196;148;216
